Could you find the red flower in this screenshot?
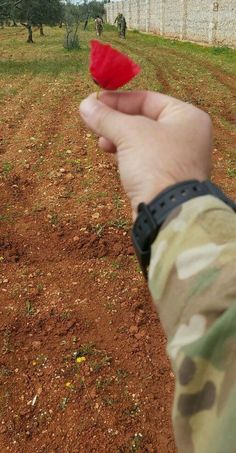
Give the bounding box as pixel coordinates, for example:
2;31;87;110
89;40;141;90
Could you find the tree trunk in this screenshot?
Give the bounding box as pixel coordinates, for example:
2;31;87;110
39;23;44;36
12;19;17;27
27;25;33;43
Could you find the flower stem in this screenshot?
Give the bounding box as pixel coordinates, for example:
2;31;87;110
96;87;101;100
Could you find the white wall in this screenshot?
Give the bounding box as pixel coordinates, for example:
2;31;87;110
106;0;236;48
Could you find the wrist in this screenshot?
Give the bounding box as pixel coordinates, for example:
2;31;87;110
132;180;236;277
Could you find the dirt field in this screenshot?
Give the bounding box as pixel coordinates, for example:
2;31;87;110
0;24;235;453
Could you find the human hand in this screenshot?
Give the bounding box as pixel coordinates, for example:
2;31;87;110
79;91;212;216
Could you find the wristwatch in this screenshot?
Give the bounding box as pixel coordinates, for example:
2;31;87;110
132;180;236;278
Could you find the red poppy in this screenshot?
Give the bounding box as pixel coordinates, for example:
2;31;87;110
89;40;141;90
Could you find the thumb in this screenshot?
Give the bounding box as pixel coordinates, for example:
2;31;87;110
79;94;131;144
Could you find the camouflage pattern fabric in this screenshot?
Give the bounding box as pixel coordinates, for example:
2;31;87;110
95;18;103;37
120;16;127;39
148;195;236;453
114;13;122;32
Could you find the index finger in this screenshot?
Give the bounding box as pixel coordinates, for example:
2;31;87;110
96;90;175;120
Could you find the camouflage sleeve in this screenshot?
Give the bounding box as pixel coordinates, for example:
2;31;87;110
148;195;236;453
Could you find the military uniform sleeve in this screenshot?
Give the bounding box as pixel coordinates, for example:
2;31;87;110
148;195;236;453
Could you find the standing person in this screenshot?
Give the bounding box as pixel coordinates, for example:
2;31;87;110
114;13;122;37
120;15;127;39
79;90;236;452
95;16;103;37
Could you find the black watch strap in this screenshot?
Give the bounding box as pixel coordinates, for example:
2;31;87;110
132;179;236;278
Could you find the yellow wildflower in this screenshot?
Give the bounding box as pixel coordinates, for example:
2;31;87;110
76;356;86;364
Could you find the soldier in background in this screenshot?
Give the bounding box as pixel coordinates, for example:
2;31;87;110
114;13;122;37
120;14;127;39
95;16;103;37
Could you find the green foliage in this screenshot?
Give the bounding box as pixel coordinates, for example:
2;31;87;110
0;0;20;24
0;0;63;42
76;1;105;21
17;0;63;27
63;1;80;50
2;161;13;175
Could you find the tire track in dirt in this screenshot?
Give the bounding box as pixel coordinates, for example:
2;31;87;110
1;86;75;219
157;47;236;94
117;39;235;120
118;36;236;94
0;77;54;155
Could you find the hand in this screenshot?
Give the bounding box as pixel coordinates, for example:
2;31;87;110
79;91;212;216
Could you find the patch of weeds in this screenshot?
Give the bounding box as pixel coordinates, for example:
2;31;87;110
109;218;129;230
78;377;85;389
59;188;74;199
0;365;12;376
81;177;96;188
70;159;82;173
227;166;236;178
36;283;43;293
60;310;72;320
1;161;13;176
108;271;119;281
129;255;142;274
32;203;45;214
130;433;143;452
91;223;105;237
96;377;113;390
76;191;107;203
112;260;124;270
116;369;129;381
60;396;69;411
103;396;117;406
123;403;141;418
90;354;112;373
90;360;103;373
32;157;44;172
104;300;117;313
26;300;35;315
50;212;59;226
2;328;13;354
113;194;123;209
0;214;10;222
56;151;67;159
11;283;21;299
73;343;95;360
211;46;231;55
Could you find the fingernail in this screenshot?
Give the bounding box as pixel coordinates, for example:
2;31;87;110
79;97;97;118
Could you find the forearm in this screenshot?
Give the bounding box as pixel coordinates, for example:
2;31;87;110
148;195;236;452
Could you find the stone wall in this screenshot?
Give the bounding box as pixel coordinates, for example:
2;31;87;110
105;0;236;48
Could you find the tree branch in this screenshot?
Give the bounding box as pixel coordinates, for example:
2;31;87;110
0;0;22;8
